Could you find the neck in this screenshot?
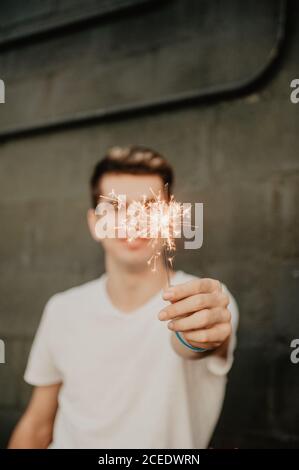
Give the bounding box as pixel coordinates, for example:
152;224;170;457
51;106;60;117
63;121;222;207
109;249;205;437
105;255;172;313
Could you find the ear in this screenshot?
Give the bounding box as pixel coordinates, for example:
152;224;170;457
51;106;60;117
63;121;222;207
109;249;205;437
87;208;99;242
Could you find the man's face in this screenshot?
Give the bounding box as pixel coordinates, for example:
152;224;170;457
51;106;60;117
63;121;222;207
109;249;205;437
88;173;166;270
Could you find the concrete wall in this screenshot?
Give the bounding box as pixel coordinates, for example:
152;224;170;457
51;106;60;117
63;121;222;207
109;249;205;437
0;0;299;448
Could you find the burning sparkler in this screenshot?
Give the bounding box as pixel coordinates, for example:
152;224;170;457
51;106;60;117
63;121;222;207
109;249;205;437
96;186;199;288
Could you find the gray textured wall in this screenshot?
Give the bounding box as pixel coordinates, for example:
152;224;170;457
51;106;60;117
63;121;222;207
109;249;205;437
0;0;299;448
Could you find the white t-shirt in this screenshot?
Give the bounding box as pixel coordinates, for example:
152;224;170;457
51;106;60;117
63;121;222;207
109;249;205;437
24;270;238;449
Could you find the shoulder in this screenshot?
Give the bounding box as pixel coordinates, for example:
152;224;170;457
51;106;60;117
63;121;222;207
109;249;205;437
44;276;104;318
172;270;198;285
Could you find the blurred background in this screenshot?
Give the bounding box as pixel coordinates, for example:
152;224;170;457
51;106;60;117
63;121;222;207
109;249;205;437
0;0;299;448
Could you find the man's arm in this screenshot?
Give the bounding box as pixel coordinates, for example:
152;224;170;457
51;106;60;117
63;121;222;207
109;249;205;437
8;383;61;449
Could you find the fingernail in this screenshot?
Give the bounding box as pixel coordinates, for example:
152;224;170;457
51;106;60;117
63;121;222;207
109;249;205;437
158;310;167;320
163;289;174;300
168;321;174;330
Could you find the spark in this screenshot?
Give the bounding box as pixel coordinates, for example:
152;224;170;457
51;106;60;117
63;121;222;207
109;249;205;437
98;187;198;279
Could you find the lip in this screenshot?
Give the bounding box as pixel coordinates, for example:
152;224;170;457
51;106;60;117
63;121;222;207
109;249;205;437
119;238;148;250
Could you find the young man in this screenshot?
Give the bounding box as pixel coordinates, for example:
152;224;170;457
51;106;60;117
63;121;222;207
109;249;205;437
9;146;238;449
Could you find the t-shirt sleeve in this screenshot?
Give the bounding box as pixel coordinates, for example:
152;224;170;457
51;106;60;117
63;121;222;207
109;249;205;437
204;283;239;376
24;296;63;386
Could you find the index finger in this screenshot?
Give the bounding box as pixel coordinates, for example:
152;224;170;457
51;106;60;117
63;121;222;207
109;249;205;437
163;278;221;302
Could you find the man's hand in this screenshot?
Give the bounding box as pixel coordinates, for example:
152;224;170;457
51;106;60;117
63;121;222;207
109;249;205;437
158;278;232;353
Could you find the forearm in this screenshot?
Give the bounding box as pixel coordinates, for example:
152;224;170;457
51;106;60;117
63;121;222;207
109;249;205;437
8;414;53;449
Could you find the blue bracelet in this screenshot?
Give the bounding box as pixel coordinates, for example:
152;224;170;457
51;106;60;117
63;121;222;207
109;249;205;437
175;331;209;353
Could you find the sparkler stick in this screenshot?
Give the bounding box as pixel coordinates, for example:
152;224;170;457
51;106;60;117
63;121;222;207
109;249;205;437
162;183;172;288
162;243;172;288
96;186;205;351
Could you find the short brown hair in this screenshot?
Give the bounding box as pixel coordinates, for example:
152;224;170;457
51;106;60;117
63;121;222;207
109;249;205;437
90;145;174;208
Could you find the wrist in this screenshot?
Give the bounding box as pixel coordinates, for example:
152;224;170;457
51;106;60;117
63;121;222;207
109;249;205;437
175;331;211;353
